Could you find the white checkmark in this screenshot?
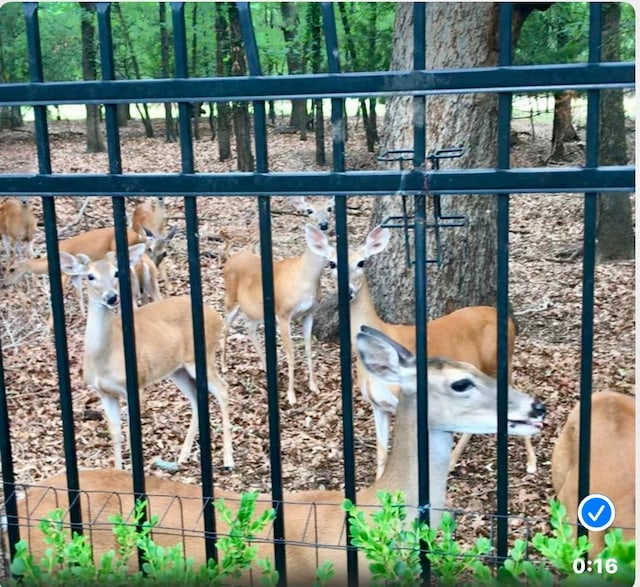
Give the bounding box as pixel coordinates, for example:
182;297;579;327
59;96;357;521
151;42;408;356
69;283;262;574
587;504;606;522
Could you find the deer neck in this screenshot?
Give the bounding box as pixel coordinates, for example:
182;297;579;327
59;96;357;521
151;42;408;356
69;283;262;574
349;279;386;341
365;392;453;528
298;247;327;284
84;297;120;360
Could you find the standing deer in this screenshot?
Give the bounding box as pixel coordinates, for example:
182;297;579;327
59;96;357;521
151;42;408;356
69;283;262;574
58;243;234;471
309;225;535;479
131;197;175;282
11;326;545;583
221;224;329;405
552;391;635;554
0;196;37;273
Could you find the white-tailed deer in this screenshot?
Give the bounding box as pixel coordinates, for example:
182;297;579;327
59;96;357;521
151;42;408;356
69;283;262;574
131;197;175;282
0;197;37;273
58;243;234;471
310;225;533;479
221;224;330;405
131;252;161;306
4;226;146;319
11;326;544;583
290;196;334;232
552;391;635;554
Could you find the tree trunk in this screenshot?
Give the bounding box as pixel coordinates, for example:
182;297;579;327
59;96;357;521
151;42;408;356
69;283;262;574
113;3;153;138
549;90;578;162
596;3;634;261
228;3;254;171
117;103;129;127
80;3;104;153
215;3;232;161
159;2;176;142
280;2;307;135
309;4;325;166
0;106;23;129
190;3;201;141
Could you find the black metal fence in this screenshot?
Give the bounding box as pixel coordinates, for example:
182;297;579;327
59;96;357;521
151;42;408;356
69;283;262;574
0;2;635;585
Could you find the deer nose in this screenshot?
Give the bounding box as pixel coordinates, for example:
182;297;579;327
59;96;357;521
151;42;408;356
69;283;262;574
105;292;119;307
531;401;546;419
318;221;329;231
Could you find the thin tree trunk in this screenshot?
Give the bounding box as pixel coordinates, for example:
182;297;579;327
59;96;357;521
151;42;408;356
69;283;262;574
215;3;232;160
309;4;325;166
597;3;634;260
159;2;176;142
280;2;307;136
190;3;201;141
228;3;254;171
549;90;578;162
114;3;153;138
80;3;104;153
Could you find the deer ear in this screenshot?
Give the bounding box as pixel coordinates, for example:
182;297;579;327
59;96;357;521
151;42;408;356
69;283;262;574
128;243;147;266
304;223;331;258
290;196;307;211
59;252;85;276
355;326;416;387
166;225;178;241
363;226;391;258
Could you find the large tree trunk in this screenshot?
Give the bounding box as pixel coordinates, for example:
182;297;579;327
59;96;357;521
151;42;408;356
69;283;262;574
596;3;634;261
370;4;503;323
80;3;104;153
228;3;254;171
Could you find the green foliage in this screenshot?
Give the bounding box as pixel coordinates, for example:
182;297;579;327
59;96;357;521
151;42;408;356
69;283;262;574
344;493;636;587
9;491;278;586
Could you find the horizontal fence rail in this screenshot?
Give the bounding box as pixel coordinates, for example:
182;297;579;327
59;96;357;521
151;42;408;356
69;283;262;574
0;1;635;585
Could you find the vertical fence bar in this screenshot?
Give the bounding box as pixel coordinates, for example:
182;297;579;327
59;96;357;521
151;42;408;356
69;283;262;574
576;2;602;540
495;2;513;563
237;5;287;583
95;6;147;534
22;1;83;537
412;3;430;583
320;4;358;584
171;1;218;564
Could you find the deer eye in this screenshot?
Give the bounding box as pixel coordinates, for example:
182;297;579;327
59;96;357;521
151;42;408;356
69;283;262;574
87;273;96;281
113;271;119;278
327;206;333;213
328;261;337;269
451;378;474;393
356;260;365;268
306;209;314;215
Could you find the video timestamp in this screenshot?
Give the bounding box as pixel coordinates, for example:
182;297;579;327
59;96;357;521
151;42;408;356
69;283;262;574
572;558;618;575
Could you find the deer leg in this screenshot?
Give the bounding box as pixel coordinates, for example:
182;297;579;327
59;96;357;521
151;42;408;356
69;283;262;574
205;364;234;470
247;319;265;371
278;315;296;405
373;407;391;480
99;392;123;470
448;433;472;472
302;313;318;393
170;368;199;465
221;305;240;373
523;436;537;473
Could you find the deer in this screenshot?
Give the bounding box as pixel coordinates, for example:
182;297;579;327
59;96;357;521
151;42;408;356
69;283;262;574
290;196;334;232
3;226;147;319
57;243;234;471
10;326;545;584
131;197;176;283
0;197;37;274
552;391;635;554
308;225;535;479
221;224;330;405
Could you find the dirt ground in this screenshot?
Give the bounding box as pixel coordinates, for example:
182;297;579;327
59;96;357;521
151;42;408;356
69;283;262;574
0;115;635;558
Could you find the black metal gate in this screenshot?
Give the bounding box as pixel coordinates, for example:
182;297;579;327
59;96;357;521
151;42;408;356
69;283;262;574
0;2;634;585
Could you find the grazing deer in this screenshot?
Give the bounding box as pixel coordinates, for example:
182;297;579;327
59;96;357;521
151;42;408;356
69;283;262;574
58;243;233;471
0;197;37;273
221;224;330;405
290;196;334;232
311;225;534;479
3;226;146;319
552;391;635;554
131;197;175;282
11;326;545;583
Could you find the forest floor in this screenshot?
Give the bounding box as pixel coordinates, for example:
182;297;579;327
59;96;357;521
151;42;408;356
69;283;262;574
0;114;635;559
